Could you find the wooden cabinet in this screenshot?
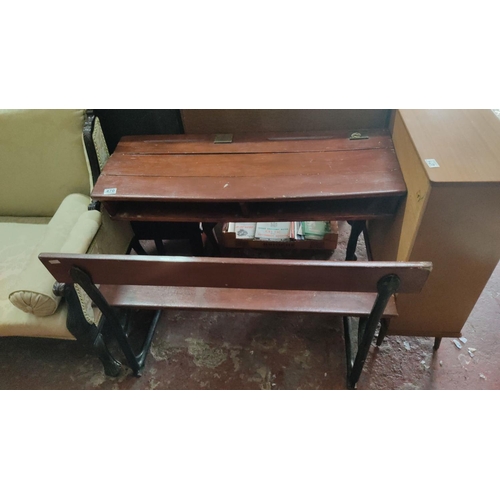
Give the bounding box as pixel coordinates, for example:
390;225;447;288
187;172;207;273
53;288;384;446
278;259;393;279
368;109;500;338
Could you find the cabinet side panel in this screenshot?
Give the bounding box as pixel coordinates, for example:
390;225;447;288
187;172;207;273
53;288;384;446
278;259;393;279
389;183;500;336
368;111;430;261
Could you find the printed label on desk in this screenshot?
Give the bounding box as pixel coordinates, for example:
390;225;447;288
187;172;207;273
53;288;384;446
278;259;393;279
104;188;117;195
425;159;440;168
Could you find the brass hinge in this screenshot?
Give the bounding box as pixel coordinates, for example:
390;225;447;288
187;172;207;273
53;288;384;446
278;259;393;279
214;134;233;144
349;132;369;140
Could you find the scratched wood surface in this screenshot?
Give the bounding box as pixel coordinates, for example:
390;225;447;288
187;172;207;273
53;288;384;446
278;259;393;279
97;285;399;318
92;131;405;205
40;254;432;294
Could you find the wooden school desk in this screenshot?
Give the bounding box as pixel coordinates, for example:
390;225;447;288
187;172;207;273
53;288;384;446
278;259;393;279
91;129;406;262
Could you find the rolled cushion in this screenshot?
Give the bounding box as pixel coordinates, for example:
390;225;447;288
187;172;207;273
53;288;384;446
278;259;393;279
8;194;101;316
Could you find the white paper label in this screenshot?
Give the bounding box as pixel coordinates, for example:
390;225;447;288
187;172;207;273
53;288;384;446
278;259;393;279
425;159;440;168
48;260;60;264
104;188;117;195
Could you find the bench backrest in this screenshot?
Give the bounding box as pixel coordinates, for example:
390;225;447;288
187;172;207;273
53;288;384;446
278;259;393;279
39;254;432;294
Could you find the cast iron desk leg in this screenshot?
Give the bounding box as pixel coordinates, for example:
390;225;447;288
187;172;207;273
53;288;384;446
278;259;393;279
202;223;220;256
346;221;366;261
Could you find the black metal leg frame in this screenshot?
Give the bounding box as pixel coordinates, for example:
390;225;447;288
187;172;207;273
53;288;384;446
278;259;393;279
54;218;439;384
349;221;442;352
344;274;401;389
56;267;161;377
58;265;400;388
346;220;366;261
57;281;122;377
346;220;374;262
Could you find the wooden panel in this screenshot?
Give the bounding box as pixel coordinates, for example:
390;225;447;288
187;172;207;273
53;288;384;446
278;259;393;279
391;111;431;261
93;130;405;224
371;109;500;338
93;149;405;203
114;130;394;155
388;183;500;335
40;254;432;294
398;109;500;183
95;173;405;204
180;110;391;134
104;197;403;223
99;285;398;318
102;149;400;178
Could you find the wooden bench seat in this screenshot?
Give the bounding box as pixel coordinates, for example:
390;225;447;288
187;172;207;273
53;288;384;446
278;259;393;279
99;285;399;317
39;253;431;388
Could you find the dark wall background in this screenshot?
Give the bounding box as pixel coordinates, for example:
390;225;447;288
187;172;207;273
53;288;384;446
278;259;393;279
94;109;184;153
180;109;392;134
94;109;393;153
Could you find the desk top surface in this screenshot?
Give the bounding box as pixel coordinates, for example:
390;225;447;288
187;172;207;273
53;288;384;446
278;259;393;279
92;129;406;203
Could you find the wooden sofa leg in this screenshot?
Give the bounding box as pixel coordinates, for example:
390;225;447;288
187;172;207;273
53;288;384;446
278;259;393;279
59;283;122;377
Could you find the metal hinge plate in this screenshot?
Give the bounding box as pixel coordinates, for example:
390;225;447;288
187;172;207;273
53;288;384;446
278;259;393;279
214;134;233;144
349;132;369;140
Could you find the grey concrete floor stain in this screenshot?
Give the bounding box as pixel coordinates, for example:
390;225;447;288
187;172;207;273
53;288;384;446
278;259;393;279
186;339;228;368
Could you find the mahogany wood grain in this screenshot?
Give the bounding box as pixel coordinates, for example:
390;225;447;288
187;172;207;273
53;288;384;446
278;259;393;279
93;147;405;204
98;285;399;318
102;149;401;179
94;172;405;204
40;254;432;294
91;129;406;224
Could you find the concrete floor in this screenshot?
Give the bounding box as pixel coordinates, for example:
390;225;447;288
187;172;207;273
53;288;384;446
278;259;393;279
1;221;499;390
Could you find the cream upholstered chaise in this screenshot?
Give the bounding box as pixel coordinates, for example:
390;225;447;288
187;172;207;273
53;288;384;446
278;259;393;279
0;109;132;345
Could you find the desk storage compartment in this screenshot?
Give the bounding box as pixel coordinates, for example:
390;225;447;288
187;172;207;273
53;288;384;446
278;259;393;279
220;221;338;250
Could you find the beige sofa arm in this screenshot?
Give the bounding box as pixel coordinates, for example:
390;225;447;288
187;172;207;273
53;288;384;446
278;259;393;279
8;194;102;317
